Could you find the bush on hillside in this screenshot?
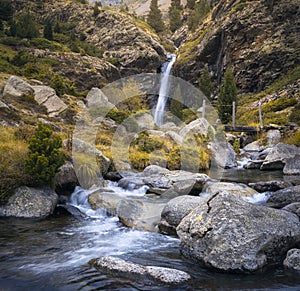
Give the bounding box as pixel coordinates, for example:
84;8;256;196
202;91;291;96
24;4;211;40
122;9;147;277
25;123;65;186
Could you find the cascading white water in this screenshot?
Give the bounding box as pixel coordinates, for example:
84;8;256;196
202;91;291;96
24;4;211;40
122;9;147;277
154;54;177;126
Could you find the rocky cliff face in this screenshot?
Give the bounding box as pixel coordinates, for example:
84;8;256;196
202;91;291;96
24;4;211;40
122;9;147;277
13;0;166;77
174;0;300;94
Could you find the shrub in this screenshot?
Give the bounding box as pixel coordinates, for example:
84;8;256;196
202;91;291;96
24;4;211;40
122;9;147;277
25;123;65;186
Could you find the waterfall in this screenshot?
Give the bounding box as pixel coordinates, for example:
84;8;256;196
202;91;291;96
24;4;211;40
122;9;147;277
154;54;177;126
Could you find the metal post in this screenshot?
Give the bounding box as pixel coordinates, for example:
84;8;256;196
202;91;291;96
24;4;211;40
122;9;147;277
232;101;236;129
259;101;263;129
202;99;206;119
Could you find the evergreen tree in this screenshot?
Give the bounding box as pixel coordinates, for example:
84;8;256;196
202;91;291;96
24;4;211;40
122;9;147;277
25;123;65;186
54;22;61;33
186;0;196;9
218;68;237;124
187;0;210;31
147;0;164;33
43;21;53;40
93;2;100;17
199;65;213;100
16;14;40;39
0;0;13;21
169;0;182;32
9;20;17;36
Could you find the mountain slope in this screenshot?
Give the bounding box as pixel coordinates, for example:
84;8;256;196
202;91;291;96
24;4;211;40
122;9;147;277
174;0;300;94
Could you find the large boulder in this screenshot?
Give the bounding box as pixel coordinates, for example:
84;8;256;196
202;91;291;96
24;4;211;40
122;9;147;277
118;165;211;196
261;143;300;171
2;76;34;99
177;192;300;273
54;161;79;195
209;140;236;168
283;154;300;175
248;180;291;193
179;118;212;138
88;191;165;232
203;181;257;198
283;249;300;271
265;186;300;208
0;186;58;218
282;203;300;219
86;87;114;109
89;256;191;284
159;195;207;235
33;85;67;117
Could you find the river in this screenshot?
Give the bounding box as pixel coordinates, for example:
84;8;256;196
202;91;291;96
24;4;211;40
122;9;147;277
1;169;300;290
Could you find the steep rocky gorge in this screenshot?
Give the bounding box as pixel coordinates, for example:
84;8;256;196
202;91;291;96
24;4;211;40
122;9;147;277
174;0;300;94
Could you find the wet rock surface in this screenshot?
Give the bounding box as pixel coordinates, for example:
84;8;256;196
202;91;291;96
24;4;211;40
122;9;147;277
177;191;300;273
89;256;191;284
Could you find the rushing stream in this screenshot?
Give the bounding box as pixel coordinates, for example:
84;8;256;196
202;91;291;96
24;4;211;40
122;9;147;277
1;170;300;290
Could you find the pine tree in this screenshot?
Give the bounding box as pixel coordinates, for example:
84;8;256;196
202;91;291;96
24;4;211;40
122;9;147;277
93;2;100;17
169;0;182;32
187;0;210;31
0;0;13;21
25;123;65;186
54;22;61;33
218;68;237;124
43;21;53;40
186;0;196;9
147;0;165;33
16;14;40;39
199;65;213;100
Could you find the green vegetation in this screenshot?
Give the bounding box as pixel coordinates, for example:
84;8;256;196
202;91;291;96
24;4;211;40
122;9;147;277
218;68;237;124
187;0;210;31
237;67;300;126
0;126;29;205
25;123;65;186
169;0;182;32
147;0;165;33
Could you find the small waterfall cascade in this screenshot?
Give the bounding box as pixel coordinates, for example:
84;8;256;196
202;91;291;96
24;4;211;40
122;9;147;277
154;53;177;126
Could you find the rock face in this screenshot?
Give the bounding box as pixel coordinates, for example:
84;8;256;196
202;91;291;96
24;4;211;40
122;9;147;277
159;195;207;235
283;249;300;271
2;76;34;99
0;186;58;218
33;85;67;117
177;192;300;273
261;143;300;171
42;2;166;76
89;256;191;284
175;0;300;94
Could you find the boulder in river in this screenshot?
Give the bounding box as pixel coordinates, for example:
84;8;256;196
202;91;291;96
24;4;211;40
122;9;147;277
282;203;300;219
177;191;300;273
248;180;291;193
265;186;300;208
283;249;300;271
159;195;207;235
261;143;300;171
209;140;236;169
89;256;191;284
283;154;300;175
54;161;79;195
203;181;257;198
0;186;58;218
